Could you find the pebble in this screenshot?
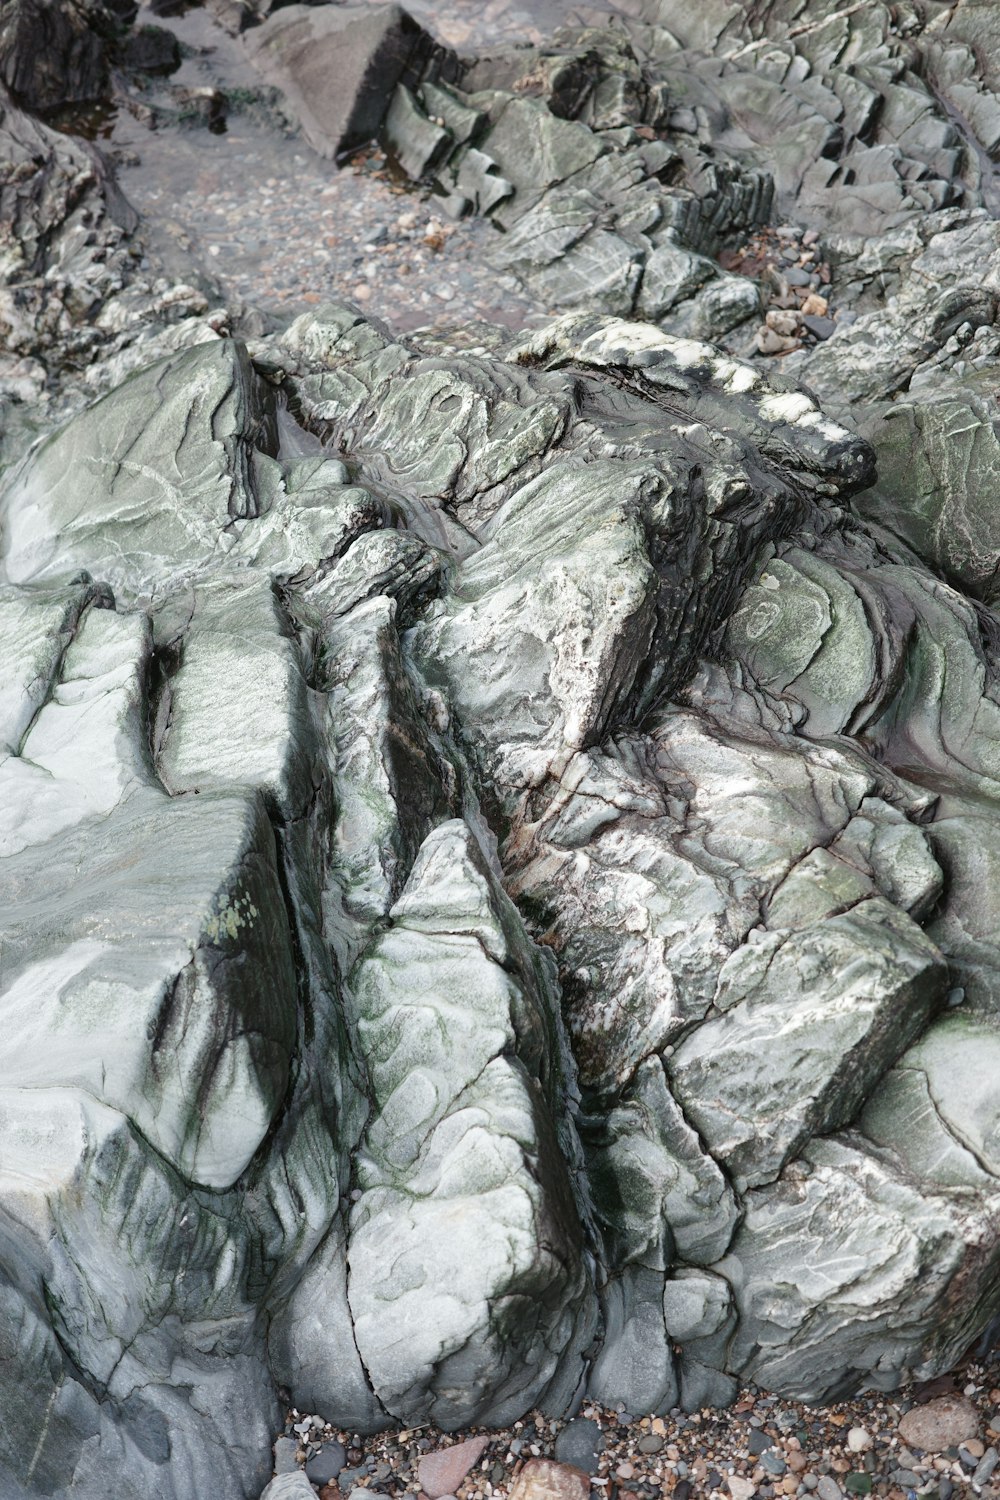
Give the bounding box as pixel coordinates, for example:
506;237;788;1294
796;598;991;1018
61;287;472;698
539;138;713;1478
973;1447;998;1485
802;314;836;339
305;1441;346;1485
271;1345;1000;1500
509;1458;590;1500
764;308;800;336
749;1427;775;1455
898;1395;981;1453
554;1419;605;1474
419;1437;491;1498
756;326;798;354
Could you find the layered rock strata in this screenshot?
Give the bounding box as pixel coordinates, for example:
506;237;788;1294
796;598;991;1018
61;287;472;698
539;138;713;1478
5;0;1000;1495
2;298;1000;1495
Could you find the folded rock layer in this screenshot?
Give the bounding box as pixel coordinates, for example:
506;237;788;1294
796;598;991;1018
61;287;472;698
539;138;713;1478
1;298;999;1495
6;0;1000;1494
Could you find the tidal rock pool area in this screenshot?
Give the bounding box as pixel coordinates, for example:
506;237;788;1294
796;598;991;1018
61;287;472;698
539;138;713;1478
6;0;1000;1497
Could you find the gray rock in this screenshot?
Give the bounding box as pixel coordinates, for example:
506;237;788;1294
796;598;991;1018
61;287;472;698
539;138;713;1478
854;390;1000;604
8;54;1000;1464
668;899;945;1189
382;83;450;181
121;21;180;73
244;3;450;162
262;1475;320;1500
0;82;139;396
274;1437;300;1475
306;1441;348;1485
802;314;835;339
345;819;597;1427
554;1419;604;1474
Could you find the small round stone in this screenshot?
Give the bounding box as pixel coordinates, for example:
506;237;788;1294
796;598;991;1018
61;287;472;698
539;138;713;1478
306;1440;347;1485
554;1419;605;1475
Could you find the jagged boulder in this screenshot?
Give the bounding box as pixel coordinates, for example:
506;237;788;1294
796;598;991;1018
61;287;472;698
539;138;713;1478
244;3;457;161
2;298;1000;1500
0;0;137;111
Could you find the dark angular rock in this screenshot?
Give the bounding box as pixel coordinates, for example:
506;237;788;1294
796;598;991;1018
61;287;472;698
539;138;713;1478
120;21;181;73
244;2;453;161
0;0;137;109
802;314;836;339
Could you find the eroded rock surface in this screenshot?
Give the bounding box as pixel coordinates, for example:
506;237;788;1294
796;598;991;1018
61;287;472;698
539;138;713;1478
7;0;1000;1496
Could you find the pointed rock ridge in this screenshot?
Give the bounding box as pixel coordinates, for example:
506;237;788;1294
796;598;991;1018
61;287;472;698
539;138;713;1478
345;819;598;1428
244;3;456;162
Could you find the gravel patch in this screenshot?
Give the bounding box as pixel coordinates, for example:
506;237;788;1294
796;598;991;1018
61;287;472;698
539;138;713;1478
272;1355;1000;1500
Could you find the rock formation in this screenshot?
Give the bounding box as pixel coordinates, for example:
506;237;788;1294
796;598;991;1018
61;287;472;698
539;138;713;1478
5;0;1000;1496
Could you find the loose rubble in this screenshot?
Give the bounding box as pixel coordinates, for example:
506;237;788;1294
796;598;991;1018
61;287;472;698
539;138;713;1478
268;1360;1000;1500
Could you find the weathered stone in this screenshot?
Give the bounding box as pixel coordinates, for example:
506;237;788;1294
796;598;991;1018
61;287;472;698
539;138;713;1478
121;21;180;73
244;3;447;162
0;0;136;110
262;1475;321;1500
668;899;946;1189
11;0;1000;1451
898;1395;981;1453
854;392;1000;604
419;1437;490;1498
345;820;597;1428
508;1459;590;1500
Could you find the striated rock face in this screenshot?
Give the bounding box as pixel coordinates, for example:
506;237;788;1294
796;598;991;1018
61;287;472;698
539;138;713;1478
3;289;1000;1494
9;0;1000;1495
0;0;137;111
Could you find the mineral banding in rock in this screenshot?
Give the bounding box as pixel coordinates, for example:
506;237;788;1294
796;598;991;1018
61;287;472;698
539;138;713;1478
5;1;1000;1498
